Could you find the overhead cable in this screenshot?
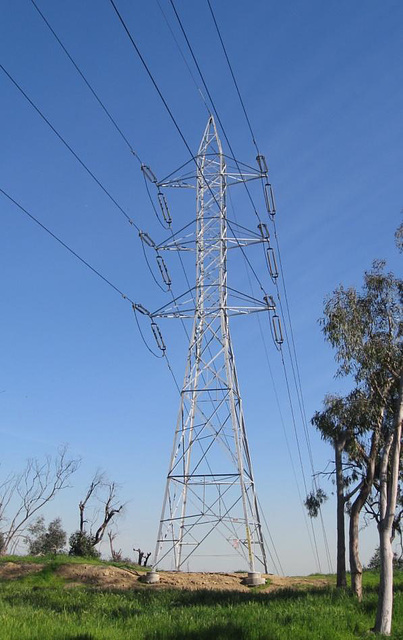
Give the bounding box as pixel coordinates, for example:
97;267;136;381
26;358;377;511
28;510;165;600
206;0;259;156
169;0;262;224
0;63;140;232
1;186;176;369
1;187;134;303
227;190;320;572
107;1;265;296
108;0;196;162
30;0;143;164
155;0;211;117
206;2;332;569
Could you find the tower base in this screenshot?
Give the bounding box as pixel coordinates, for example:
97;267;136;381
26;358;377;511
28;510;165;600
141;570;160;584
244;572;266;587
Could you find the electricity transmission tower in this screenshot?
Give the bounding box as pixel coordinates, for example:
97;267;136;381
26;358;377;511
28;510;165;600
150;116;277;576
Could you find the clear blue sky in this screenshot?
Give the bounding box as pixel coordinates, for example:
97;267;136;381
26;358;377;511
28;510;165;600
1;0;401;574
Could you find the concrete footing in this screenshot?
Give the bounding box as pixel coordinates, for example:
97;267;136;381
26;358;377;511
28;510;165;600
141;570;160;584
244;571;265;586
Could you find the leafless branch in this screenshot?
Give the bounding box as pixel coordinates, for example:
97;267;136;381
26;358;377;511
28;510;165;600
0;446;80;553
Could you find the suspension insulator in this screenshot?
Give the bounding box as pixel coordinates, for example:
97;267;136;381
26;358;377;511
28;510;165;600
267;247;279;280
156;254;172;287
157;190;172;225
141;164;157;183
256;154;268;174
139;230;156;248
151;321;166;352
257;223;270;239
272;314;284;345
133;303;150;316
264;183;276;216
263;294;275;310
269;184;277;215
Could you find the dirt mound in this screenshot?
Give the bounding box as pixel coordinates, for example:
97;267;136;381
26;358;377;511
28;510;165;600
151;572;252;591
0;562;44;579
57;567;331;592
57;563;140;589
0;561;332;592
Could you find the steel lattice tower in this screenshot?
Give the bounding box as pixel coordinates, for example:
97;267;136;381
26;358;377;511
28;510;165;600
152;117;271;574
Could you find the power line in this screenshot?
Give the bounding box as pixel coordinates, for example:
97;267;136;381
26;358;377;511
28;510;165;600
108;0;196;162
226;219;267;294
204;2;332;570
30;0;143;164
227;189;320;572
265;245;331;571
206;0;259;156
0;63;140;233
169;0;262;224
108;0;324;570
272;223;334;573
155;0;211;117
3;7;205;431
203;1;319;496
1;18;209;403
1;187;134;303
1;185;183;400
257;496;284;576
107;1;265;296
30;0;194;351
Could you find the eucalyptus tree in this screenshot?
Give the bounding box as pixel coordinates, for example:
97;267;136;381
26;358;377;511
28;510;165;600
310;390;374;591
322;259;402;633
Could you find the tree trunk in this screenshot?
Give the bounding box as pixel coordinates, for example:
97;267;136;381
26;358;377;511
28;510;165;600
375;375;403;635
349;503;363;600
349;426;380;599
79;502;85;535
335;436;347;587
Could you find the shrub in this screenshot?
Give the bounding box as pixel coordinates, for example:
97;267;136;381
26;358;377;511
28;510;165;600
27;517;66;555
69;531;100;558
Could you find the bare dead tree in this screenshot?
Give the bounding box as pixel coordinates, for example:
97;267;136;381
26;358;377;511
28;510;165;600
75;472;124;553
0;446;80;554
107;530;122;562
79;470;105;535
133;547;151;566
93;482;123;545
134;548;144;566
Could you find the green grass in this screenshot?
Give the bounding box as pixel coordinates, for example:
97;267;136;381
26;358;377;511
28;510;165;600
0;554;146;572
0;557;401;639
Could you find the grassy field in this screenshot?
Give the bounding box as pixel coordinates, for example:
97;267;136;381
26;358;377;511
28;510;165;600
0;556;401;639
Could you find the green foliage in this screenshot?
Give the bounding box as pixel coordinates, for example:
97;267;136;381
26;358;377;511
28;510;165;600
367;547;403;571
68;532;100;558
312;390;372;447
26;517;66;555
395;221;403;253
304;489;328;517
321;260;402;390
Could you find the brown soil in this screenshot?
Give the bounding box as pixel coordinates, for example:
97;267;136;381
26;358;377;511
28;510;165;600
57;564;142;589
0;562;44;579
135;571;331;592
0;561;332;592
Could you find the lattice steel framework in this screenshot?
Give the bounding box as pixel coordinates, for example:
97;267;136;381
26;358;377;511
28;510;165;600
153;117;269;572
